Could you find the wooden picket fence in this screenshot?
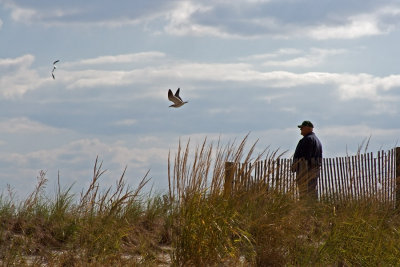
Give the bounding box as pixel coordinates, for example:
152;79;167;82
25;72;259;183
224;147;400;205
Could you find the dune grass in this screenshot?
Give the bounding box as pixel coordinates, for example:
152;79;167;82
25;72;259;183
0;158;170;266
1;137;400;266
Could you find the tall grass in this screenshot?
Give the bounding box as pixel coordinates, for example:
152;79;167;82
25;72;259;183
1;137;400;266
168;135;283;265
0;157;170;266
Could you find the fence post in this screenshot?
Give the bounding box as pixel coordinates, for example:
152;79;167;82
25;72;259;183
396;147;400;208
276;158;281;190
224;162;235;197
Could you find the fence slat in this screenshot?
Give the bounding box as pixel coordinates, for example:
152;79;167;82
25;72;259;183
323;158;331;201
396;147;400;207
357;154;363;200
339;157;346;202
271;159;276;190
336;157;344;203
321;158;327;200
366;152;373;199
350;156;355;200
279;159;283;192
334;157;341;202
265;159;269;188
283;159;288;193
318;162;323;201
358;154;364;200
339;157;348;202
327;159;336;201
360;154;367;199
352;156;359;200
282;158;287;192
388;150;393;204
391;149;396;205
384;151;389;204
345;156;352;201
331;158;339;202
290;159;297;199
330;158;337;202
366;153;373;199
382;151;386;203
378;151;383;203
337;157;344;201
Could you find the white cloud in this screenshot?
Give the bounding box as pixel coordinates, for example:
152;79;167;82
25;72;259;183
207;108;237;115
0;137;169;175
313;125;400;157
63;69;135;89
336;73;400;100
162;1;400;40
2;1;163;27
8;4;37;23
239;48;302;61
4;2;83;27
380;75;400;91
0;54;46;98
320;125;400;138
253;48;346;68
244;0;271;3
65;52;166;67
113;119;138;126
0;54;34;67
307;7;400;40
0;117;64;134
262;93;290;104
308;15;382;40
280;106;297;113
164;1;228;37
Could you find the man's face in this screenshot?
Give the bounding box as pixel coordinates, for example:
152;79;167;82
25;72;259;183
300;126;313;136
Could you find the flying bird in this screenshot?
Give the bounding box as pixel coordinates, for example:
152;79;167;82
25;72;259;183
168;88;188;108
52;60;59;79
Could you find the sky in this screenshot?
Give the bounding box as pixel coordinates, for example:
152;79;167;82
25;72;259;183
1;0;400;198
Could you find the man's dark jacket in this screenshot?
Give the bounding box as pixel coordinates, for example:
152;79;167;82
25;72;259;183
293;132;323;170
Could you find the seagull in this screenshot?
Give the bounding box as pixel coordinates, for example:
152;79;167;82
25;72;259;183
52;60;59;79
168;88;188;108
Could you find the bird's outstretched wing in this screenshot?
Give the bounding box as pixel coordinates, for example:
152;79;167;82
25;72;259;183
51;66;56;79
168;89;183;105
51;60;59;79
174;88;183;101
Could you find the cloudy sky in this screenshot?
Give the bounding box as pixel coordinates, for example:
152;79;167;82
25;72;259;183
1;0;400;197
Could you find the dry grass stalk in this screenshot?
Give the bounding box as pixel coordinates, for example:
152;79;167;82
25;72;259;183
168;134;272;203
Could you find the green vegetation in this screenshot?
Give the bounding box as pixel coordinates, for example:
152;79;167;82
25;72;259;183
1;137;400;266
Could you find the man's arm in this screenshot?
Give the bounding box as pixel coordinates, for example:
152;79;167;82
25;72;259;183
292;139;304;172
293;139;304;160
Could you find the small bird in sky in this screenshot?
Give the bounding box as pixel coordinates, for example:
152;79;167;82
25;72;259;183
52;60;59;79
168;88;188;108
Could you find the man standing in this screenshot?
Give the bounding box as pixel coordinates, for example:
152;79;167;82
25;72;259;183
292;121;323;200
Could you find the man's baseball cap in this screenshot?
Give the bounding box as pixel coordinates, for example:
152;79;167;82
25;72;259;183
298;120;314;128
